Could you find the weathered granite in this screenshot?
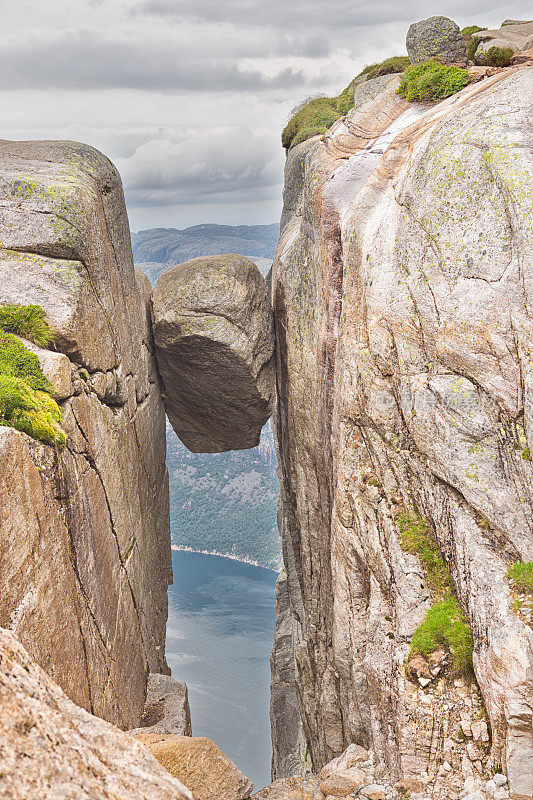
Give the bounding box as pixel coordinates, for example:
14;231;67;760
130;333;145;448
133;733;254;800
406;16;467;64
0;627;192;800
151;253;275;452
475;21;533;58
129;673;192;736
0;140;171;729
271;68;533;800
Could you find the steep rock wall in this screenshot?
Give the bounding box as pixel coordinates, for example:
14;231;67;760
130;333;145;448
271;69;533;799
0;140;171;729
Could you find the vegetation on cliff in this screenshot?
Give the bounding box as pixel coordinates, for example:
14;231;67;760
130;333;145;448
398;61;470;101
0;304;66;447
282;56;409;150
167;423;281;569
397;510;473;673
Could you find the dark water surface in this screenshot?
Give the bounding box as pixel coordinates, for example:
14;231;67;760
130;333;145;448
166;549;278;790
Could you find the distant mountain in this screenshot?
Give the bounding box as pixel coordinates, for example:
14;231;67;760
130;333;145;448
134;222;281;570
132;223;279;284
166;422;281;570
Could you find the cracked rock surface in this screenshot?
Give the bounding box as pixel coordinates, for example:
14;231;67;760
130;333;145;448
0;627;192;800
270;69;533;800
151;253;275;453
0;140;171;729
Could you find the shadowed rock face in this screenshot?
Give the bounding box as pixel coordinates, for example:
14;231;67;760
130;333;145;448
0;140;171;729
271;68;533;799
0;627;192;800
151;254;275;453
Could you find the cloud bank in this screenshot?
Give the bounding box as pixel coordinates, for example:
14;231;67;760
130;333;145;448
1;0;524;228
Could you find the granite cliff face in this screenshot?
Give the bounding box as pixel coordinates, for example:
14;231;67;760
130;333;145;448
271;68;533;799
0;140;171;729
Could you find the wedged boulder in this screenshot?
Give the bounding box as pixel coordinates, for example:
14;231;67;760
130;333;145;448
133;733;254;800
406;16;467;64
0;627;192;800
151;254;274;452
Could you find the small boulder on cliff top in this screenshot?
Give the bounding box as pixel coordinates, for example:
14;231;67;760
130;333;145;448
133;733;254;800
151;254;275;453
406;16;467;64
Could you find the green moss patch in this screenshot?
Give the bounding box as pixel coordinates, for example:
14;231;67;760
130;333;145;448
397;511;454;598
355;56;410;82
282;56;409;150
397;510;473;674
410;596;474;673
282;93;352;151
0;303;54;348
467;36;482;61
507;562;533;593
480;46;514;67
398;61;470;102
0;304;66;447
461;25;485;36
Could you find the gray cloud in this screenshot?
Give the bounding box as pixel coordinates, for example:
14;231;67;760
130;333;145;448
0;32;313;92
133;0;505;31
1;0;523;228
118;127;283;206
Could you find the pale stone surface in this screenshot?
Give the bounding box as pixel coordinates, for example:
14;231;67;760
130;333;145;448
360;786;386;800
252;777;322;800
475;21;533;58
134;733;254;800
0;140;171;728
320;769;367;796
0;627;192;800
20;336;75;400
271;67;533;800
406;16;467;64
151;253;275;452
129;673;192;736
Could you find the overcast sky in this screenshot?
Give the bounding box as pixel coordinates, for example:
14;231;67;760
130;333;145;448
0;0;524;230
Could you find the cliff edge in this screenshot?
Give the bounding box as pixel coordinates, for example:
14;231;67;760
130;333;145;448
0;140;171;729
271;66;533;800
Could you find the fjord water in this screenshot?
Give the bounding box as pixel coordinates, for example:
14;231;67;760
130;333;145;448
166;549;278;790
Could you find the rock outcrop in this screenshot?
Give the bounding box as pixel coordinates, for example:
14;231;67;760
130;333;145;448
271;66;533;800
129;673;192;736
0;140;171;729
406;16;467;64
474;21;533;59
0;627;192;800
133;733;254;800
151;254;275;452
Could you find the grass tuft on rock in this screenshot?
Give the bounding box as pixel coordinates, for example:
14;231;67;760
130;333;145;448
398;61;470;102
480;46;514;67
282;56;409;150
0;303;54;348
397;510;473;674
0;304;66;447
467;36;482;61
507;562;533;593
461;25;485;36
410;596;474;674
355;56;410;81
397;511;454;597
